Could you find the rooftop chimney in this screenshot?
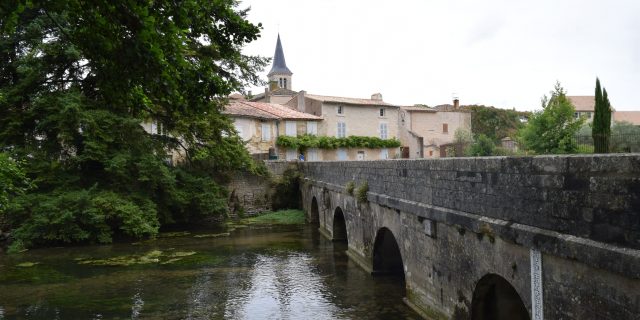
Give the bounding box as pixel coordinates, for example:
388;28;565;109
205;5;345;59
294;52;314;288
453;95;459;109
297;90;306;112
371;93;383;101
264;87;270;103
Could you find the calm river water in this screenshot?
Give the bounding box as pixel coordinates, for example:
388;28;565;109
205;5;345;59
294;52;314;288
0;224;419;319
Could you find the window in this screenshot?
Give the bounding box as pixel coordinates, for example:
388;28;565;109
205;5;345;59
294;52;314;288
357;151;365;160
279;78;283;88
337;148;347;160
380;148;389;159
429;150;433;157
261;123;271;141
283;78;287;88
442;123;449;134
285;121;297;136
337;122;346;138
379;108;386;117
379;122;388;139
337;105;344;115
307;148;319;161
150;121;167;135
307;121;317;135
286;149;297;160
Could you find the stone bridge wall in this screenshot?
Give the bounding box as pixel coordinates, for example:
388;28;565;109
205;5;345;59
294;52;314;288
299;154;640;319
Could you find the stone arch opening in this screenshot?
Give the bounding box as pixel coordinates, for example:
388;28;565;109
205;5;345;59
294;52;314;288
310;197;319;225
372;227;405;279
471;274;529;320
332;207;348;243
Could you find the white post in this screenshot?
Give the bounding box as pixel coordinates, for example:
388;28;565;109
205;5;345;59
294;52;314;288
530;249;544;320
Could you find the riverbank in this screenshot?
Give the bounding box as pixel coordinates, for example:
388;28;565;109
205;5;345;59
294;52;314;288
0;209;306;255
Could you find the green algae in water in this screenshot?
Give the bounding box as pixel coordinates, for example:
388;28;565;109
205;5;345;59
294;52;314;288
77;250;197;267
16;262;40;267
241;209;305;225
168;251;196;258
158;231;191;238
193;233;230;238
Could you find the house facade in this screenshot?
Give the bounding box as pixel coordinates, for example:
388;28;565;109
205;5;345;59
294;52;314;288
286;91;401;161
399;99;472;158
223;99;321;160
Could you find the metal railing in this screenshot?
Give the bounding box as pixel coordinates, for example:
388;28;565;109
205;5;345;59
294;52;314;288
573;134;640;153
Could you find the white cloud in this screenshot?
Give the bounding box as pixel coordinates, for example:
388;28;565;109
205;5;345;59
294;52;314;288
240;0;640;110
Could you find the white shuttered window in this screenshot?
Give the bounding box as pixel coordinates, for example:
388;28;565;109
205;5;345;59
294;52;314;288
285;121;297;136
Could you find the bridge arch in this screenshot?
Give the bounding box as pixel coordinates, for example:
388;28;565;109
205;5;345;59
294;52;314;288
372;227;405;279
471;273;529;320
332;207;348;243
309;196;319;224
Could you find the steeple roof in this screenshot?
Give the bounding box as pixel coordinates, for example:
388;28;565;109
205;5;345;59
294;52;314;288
267;34;292;76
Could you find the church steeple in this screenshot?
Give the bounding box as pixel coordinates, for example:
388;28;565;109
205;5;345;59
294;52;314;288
267;34;293;90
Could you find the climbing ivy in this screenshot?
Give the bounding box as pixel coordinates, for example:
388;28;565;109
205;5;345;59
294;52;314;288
276;135;401;150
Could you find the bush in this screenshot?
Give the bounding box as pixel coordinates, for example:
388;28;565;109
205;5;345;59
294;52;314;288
6;189;159;248
356;181;369;203
467;134;496;156
345;181;355;195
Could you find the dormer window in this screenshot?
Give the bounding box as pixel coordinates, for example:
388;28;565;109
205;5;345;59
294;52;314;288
337;105;344;115
379;108;386;117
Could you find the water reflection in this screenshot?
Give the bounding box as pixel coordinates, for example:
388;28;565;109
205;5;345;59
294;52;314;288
0;225;419;319
224;253;342;320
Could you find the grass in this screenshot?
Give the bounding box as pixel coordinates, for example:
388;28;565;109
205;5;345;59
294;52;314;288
241;209;306;225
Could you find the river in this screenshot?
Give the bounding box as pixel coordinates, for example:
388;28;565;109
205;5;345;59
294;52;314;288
0;224;420;319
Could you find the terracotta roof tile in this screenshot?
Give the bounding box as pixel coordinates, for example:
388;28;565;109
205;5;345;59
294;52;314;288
305;93;397;107
223;101;279;120
401;106;437;112
567;96;595;112
223;101;321;121
613;111;640;125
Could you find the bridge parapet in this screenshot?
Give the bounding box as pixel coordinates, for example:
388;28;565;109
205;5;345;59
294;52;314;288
301;154;639;250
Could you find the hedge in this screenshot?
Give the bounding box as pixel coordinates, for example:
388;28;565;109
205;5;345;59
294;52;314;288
276;135;401;150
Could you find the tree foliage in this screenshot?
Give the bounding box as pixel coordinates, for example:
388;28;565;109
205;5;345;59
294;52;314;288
518;82;584;154
592;78;612;153
0;152;31;215
461;105;529;140
466;134;496;156
0;1;267;248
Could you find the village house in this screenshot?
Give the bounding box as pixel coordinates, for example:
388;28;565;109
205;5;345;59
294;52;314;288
285;91;401;160
223;98;322;160
398;98;472;158
568;95;640;126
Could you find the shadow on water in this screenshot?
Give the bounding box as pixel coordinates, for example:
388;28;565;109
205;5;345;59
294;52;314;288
0;224;420;320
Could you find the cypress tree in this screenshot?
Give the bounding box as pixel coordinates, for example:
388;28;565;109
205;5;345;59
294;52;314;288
593;78;611;153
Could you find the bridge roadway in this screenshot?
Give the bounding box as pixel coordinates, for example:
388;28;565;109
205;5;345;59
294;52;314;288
299;154;640;320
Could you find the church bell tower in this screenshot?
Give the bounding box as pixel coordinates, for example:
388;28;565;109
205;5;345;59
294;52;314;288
267;34;293;90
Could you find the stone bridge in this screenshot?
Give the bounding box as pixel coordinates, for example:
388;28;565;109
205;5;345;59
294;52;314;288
298;154;640;319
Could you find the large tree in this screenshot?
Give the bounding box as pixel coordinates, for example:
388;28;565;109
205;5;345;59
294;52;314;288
0;1;267;249
518;82;584;154
592;78;612;153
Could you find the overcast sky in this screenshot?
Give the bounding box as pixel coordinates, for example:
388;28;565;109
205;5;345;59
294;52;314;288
240;0;640;111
